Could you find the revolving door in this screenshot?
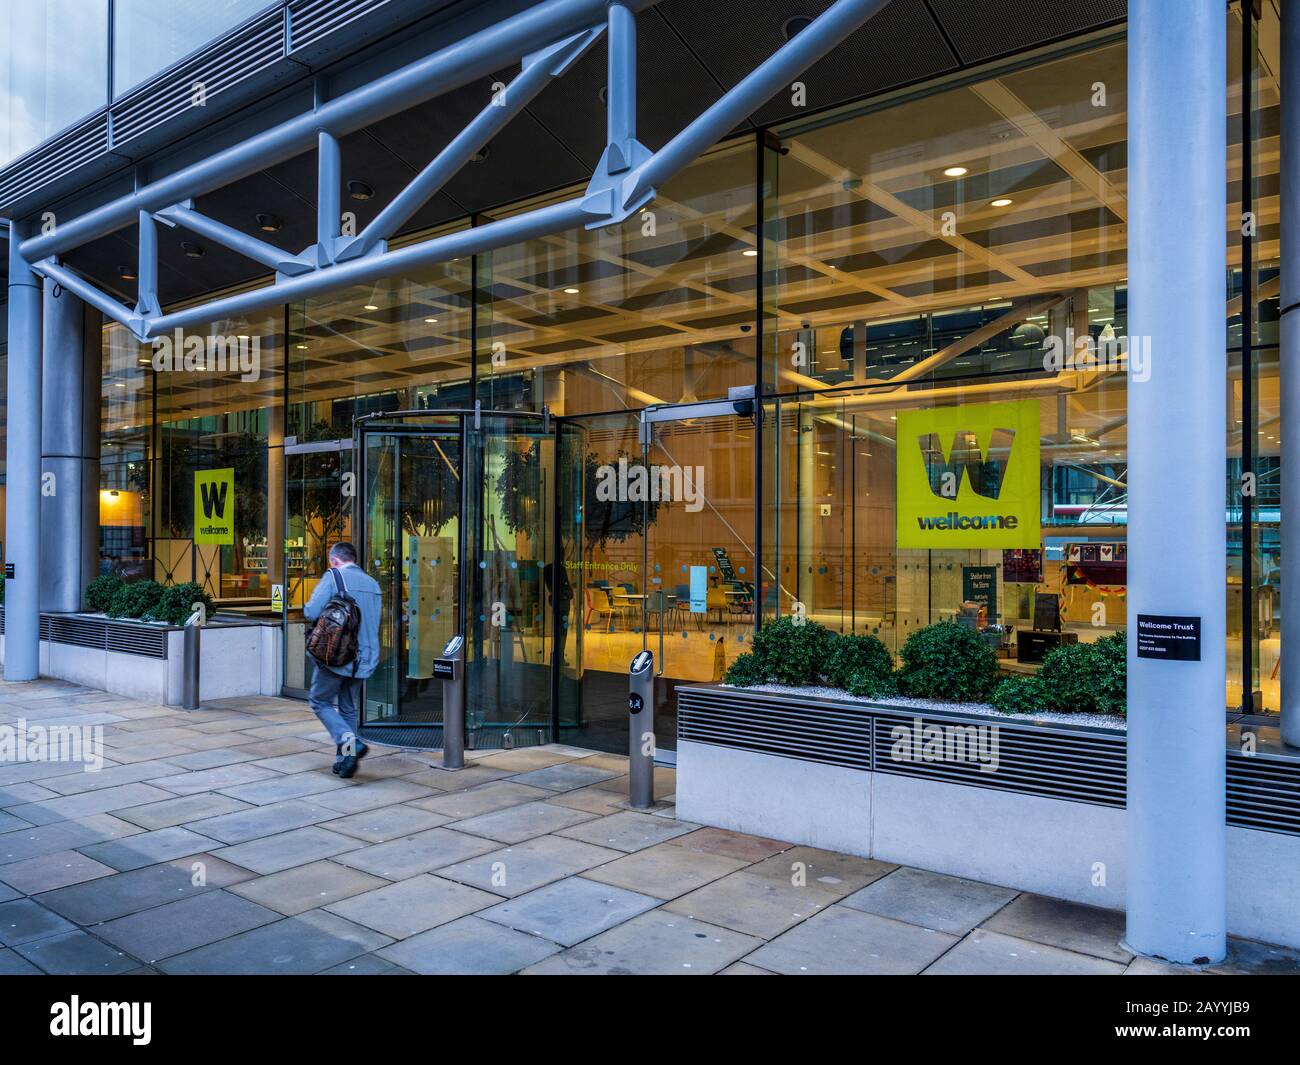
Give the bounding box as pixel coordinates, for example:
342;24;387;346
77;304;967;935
354;409;556;750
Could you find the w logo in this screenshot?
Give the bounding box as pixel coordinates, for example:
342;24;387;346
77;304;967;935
917;428;1015;501
199;480;228;519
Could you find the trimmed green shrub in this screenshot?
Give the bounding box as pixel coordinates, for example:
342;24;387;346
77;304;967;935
107;580;164;620
85;572;125;614
896;622;999;702
747;616;839;686
723;650;769;687
990;674;1045;715
826;634;896;697
722;616;837;687
144;582;215;627
1037;631;1127;716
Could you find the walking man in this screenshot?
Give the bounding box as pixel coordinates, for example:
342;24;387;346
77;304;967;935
304;541;381;778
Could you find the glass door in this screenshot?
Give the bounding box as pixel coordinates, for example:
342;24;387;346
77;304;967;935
644;409;757;757
283;436;352;697
359;423;462;738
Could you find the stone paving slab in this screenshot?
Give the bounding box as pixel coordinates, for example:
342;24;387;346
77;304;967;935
377;915;560;975
35;854;257;924
324;874;501;939
521;909;761;975
212;826;364;875
923;928;1126;976
434;836;624;898
160;910;392;975
840;866;1018;935
94;890;283;963
228;859;389;916
334;827;500;881
478;876;661;946
746;907;958;976
0;678;1289;976
580;841;749;900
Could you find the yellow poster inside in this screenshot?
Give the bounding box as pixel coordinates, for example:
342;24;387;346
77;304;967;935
194;468;235;545
896;400;1040;549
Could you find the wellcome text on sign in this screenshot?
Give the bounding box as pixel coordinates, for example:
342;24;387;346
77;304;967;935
194;468;236;545
897;400;1040;549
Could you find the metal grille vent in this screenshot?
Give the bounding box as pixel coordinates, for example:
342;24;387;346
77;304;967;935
679;686;1300;838
109;12;287;147
871;709;1126;807
0;608;168;659
0;115;110;209
1227;752;1300;836
289;0;394;51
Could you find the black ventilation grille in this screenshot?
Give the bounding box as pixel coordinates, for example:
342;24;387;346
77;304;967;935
679;685;1300;838
0;608;168;659
109;12;287;147
290;0;395;51
0;116;109;210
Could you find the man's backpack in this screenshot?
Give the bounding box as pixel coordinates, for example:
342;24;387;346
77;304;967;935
305;568;362;672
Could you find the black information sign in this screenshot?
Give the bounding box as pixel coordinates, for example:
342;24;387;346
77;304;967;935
431;659;455;680
3;563;12;579
1136;614;1201;661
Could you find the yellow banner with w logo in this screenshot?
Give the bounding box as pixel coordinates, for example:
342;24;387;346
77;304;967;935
896;400;1040;549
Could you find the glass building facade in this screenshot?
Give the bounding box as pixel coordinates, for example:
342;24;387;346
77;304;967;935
0;2;1283;754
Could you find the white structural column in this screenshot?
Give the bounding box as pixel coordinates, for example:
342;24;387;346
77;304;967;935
1280;0;1300;747
40;288;101;613
1125;0;1227;963
5;225;43;679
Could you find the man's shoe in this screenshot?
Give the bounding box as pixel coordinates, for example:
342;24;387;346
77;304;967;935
355;742;370;763
336;754;360;779
332;745;346;775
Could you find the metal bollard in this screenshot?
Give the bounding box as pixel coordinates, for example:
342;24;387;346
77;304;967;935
181;602;204;710
628;649;655;808
435;634;465;769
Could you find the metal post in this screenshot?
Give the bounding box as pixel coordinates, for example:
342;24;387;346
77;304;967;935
628;649;655;807
6;224;43;680
607;2;637;164
1280;0;1300;747
317;131;341;263
437;634;466;769
182;609;203;710
1125;0;1227;964
40;288;100;613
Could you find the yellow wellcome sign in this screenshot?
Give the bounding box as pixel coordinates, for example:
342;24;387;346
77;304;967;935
194;468;235;545
897;400;1040;549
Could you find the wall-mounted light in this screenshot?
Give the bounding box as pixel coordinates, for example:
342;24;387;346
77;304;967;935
347;180;374;201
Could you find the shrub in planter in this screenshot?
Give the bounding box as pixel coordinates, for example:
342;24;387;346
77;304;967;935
896;622;999;702
990;674;1046;715
722;616;837;687
1037;631;1127;716
107;579;164;620
826;633;897;697
723;650;770;687
144;582;216;627
85;572;125;613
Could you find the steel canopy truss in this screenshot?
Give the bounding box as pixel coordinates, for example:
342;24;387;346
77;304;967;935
17;0;892;341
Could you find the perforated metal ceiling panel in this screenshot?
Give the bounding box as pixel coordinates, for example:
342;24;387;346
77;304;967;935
927;0;1126;65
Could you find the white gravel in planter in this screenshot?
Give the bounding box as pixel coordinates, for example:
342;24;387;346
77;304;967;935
725;682;1127;731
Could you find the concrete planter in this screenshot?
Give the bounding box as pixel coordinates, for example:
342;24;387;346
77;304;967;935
0;610;282;705
675;684;1300;949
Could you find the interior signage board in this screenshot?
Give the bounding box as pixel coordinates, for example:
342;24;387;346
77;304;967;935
194;468;235;545
962;565;998;620
897;400;1040;549
1136;614;1201;661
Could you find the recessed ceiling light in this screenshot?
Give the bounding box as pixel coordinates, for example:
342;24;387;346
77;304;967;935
943;166;969;177
347;180;374;201
117;265;136;280
990;197;1013;207
295;344;307;350
742;249;759;257
424;317;439;324
563;287;579;294
181;241;204;258
782;15;815;40
364;304;379;311
255;213;281;232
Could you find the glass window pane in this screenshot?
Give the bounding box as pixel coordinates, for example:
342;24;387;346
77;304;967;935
113;0;273;96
